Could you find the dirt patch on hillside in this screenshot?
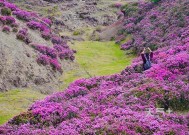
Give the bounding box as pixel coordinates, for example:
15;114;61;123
0;30;71;93
98;18;125;41
9;0;120;31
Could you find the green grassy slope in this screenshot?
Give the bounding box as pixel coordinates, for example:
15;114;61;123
0;89;46;125
60;41;135;89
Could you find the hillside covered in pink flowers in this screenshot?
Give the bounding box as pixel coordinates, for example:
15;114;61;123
0;0;189;134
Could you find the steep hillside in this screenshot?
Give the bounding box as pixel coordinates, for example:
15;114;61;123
1;0;189;134
0;0;75;92
9;0;120;30
7;0;136;41
119;0;189;53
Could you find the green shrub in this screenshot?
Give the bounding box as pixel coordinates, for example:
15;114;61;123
1;7;12;16
73;30;83;36
169;95;189;111
150;0;161;3
12;27;18;33
9;112;33;125
147;44;158;51
95;26;102;32
110;37;115;41
121;3;138;17
117;29;125;35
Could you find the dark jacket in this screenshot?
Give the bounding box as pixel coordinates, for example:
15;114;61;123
141;52;153;63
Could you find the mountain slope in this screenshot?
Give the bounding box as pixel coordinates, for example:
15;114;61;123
9;0;120;30
0;0;189;134
0;31;60;91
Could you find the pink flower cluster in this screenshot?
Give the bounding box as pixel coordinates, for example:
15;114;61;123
16;28;31;44
2;25;10;33
12;10;33;21
0;16;15;25
37;55;62;72
42;17;52;26
27;21;47;31
121;40;132;50
3;1;17;11
27;20;52;41
34;45;57;59
34;44;75;71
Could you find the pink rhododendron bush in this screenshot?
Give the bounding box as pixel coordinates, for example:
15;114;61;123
0;0;189;134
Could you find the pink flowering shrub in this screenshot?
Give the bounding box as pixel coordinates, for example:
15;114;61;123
18;28;28;36
34;45;57;59
121;40;133;50
16;28;31;44
53;43;69;51
37;55;50;66
42;17;52;26
145;64;176;81
13;10;32;21
123;22;135;33
37;54;62;72
0;16;15;25
38;44;74;58
54;44;75;60
49;58;62;72
16;33;25;40
59;50;75;60
0;16;6;24
120;0;189;53
27;21;47;31
3;1;18;11
41;29;51;40
4;16;15;25
2;25;10;33
34;43;75;71
26;20;52;40
51;36;63;44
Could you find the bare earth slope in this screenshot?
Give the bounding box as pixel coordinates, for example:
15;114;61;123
0;31;61;92
0;1;76;92
8;0;126;31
